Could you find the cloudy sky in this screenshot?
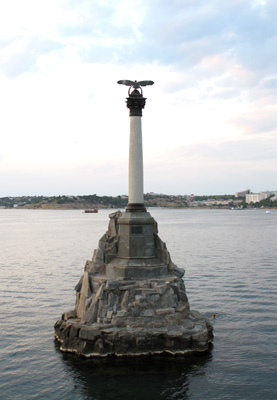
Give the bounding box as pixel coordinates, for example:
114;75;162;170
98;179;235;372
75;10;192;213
0;0;276;196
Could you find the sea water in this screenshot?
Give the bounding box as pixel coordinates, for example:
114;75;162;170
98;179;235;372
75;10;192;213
0;208;276;400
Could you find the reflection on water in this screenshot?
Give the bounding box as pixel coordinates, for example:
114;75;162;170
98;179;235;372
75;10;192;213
56;339;213;400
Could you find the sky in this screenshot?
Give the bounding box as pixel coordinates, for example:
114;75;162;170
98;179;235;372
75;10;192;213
0;0;276;197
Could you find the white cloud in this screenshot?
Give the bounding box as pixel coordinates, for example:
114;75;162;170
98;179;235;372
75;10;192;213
0;0;277;196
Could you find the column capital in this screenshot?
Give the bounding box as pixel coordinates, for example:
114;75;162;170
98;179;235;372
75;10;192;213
126;89;146;117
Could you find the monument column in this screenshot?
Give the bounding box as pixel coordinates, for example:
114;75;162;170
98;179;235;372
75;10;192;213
54;78;213;358
126;88;146;211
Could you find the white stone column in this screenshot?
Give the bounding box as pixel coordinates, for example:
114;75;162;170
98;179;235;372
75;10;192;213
125;87;146;210
129;116;144;205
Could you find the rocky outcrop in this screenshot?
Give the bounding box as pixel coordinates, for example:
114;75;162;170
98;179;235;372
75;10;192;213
54;211;213;357
54;307;213;357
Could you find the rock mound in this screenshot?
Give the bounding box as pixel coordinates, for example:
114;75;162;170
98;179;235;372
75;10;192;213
54;211;213;357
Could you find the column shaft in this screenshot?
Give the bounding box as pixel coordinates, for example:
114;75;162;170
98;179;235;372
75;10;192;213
129;116;144;205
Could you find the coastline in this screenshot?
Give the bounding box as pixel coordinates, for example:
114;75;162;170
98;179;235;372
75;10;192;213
4;204;276;210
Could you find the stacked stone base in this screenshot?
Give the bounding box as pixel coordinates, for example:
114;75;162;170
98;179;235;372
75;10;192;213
54;277;213;357
54;211;213;357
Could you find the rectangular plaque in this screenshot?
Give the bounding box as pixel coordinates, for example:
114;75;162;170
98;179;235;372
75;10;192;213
131;226;143;235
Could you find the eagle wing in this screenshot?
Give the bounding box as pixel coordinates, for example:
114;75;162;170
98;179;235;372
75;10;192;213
117;80;135;86
136;80;154;87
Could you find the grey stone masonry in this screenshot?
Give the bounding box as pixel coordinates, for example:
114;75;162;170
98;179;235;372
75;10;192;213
54;210;213;357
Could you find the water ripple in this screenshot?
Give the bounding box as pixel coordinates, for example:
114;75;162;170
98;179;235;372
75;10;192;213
1;209;277;399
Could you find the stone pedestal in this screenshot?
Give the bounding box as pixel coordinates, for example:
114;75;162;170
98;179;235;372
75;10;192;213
54;211;213;357
106;210;167;279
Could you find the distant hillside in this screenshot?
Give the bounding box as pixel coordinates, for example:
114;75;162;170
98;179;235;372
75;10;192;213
0;193;245;210
0;195;128;210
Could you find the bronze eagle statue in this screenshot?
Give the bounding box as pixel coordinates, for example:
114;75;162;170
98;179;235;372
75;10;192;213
117;80;154;96
117;80;154;88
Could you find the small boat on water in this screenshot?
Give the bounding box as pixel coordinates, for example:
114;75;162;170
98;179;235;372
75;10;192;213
266;210;271;214
84;209;98;213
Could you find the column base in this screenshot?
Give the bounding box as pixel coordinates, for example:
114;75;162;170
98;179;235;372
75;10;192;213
126;203;146;212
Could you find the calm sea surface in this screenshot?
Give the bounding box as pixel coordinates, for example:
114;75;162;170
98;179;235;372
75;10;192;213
0;208;276;400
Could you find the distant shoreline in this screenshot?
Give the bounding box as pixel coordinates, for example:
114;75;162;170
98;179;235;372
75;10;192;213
1;194;276;210
3;205;276;211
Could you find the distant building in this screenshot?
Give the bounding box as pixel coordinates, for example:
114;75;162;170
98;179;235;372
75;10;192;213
235;189;250;198
246;192;270;204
